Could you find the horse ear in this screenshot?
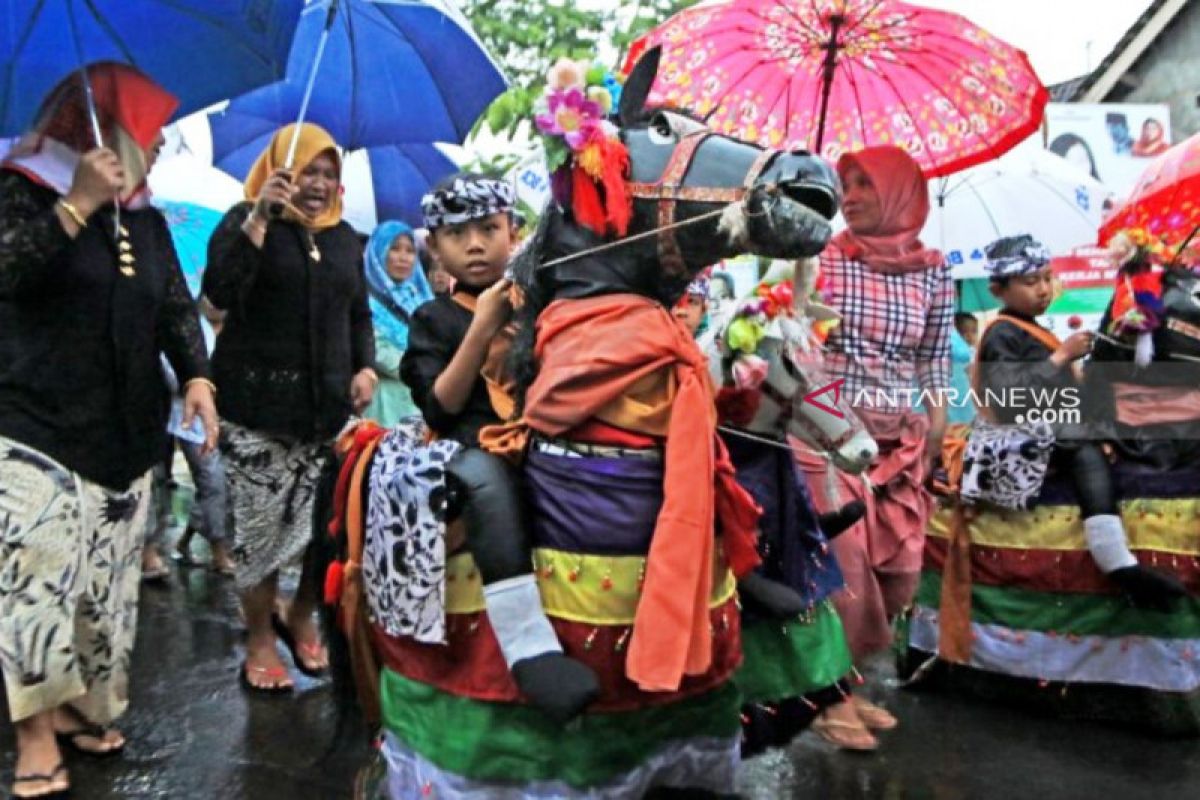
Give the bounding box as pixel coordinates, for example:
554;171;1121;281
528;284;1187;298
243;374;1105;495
619;45;662;127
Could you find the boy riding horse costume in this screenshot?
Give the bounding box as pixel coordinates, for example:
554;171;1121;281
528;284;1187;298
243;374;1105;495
326;49;841;797
908;231;1200;735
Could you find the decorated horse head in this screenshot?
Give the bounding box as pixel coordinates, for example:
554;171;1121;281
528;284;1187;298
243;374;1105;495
1090;232;1200;368
1085;234;1200;471
703;259;877;475
510;47;841;401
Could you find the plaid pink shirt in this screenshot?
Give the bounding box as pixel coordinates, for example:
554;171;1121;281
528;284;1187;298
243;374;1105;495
819;248;954;414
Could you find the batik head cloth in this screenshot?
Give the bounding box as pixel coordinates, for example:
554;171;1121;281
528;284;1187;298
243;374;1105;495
421;176;515;230
984;234;1051;280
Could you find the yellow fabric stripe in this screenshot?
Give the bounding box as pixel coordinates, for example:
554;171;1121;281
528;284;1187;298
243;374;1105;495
443;547;738;624
928;498;1200;555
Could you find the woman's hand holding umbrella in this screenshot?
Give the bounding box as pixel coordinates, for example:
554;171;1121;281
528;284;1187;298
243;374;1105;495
56;147;124;235
242;168;294;246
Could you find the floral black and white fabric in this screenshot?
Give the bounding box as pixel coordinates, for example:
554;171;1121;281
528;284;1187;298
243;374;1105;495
220;422;330;592
363;420;462;644
0;437;151;723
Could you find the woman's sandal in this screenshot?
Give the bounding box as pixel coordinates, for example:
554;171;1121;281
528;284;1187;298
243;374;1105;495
270;612;329;678
852;697;898;731
810;716;879;752
239;662;295;694
12;763;69;799
55;720;125;759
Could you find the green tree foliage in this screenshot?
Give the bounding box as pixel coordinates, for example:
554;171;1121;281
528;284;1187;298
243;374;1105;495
464;0;699;139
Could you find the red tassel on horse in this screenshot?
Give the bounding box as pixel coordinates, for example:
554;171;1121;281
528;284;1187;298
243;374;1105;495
601;139;632;237
571;163;608;236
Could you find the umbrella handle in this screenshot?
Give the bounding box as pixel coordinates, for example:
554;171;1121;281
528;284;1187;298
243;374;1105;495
66;0;119;236
273;0;341;217
283;0;340;169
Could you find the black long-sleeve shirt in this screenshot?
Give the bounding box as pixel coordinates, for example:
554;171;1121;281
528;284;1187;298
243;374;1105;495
976;310;1082;433
204;202;373;442
0;170;209;489
400;295;499;446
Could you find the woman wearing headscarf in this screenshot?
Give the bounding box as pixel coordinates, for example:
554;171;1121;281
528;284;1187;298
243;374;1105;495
796;146;953;750
362;221;434;427
0;63;216;798
203;123;374;693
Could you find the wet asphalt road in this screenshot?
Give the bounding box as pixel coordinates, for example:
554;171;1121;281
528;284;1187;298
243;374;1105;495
3;531;1200;798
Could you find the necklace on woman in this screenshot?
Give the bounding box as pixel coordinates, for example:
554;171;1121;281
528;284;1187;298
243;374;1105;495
305;230;321;263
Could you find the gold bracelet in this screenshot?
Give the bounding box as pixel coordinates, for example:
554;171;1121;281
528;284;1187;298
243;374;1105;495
184;377;218;396
57;199;88;228
360;368;379;386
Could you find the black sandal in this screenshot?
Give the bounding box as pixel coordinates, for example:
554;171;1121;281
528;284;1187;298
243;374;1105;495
55;721;125;759
12;762;69;799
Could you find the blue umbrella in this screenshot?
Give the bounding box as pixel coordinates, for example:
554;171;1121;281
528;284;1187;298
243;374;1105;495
154;200;223;298
210;104;457;228
207;0;506;152
0;0;305;136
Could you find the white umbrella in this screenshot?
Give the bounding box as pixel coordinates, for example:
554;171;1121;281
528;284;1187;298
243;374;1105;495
923;147;1115;279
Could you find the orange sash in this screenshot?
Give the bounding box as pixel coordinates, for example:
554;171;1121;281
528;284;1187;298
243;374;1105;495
484;293;761;692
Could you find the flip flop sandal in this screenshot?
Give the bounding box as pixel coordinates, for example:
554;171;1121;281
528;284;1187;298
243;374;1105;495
140;564;171;584
12;763;69;799
810;716;879;752
240;662;295;694
171;547;198;567
210;560;237;577
271;612;329;678
852;698;898;731
55;721;126;759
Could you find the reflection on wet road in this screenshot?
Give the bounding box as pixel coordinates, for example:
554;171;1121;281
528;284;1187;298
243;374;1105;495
3;559;1198;799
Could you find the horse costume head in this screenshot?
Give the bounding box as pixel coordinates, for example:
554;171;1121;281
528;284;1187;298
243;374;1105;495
703;259;877;475
510;48;841;401
1091;230;1200;368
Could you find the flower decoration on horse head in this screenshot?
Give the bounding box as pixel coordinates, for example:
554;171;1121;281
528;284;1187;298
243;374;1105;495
719;259;841;393
533;57;632;238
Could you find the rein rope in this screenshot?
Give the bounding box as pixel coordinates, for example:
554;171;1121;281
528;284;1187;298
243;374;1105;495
538;204;746;269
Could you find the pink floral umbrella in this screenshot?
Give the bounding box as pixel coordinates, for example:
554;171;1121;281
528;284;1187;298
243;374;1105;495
1099;131;1200;250
625;0;1048;178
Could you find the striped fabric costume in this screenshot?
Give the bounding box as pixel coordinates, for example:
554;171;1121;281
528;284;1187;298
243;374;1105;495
909;461;1200;733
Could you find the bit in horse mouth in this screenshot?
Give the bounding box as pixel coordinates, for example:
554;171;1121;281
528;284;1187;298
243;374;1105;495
776;181;839;220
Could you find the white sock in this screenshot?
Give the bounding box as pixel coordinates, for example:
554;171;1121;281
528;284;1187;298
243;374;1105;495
1084;514;1137;574
483;574;562;668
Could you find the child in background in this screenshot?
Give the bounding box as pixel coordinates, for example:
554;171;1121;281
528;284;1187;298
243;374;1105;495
672;270;710;337
947;311;978;426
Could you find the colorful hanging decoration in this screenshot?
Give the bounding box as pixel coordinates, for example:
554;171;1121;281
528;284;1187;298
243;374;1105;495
1107;228;1168;366
533;58;632;237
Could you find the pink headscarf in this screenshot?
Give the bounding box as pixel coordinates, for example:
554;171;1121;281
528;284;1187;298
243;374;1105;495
831;146;942;274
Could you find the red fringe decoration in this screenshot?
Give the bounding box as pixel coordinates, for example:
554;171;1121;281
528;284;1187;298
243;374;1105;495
323;560;345;606
569;139;633;238
715;386;762;428
602;139;632;237
571;163;607;237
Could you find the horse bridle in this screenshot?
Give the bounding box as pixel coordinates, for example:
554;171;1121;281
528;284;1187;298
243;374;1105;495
756;348;861;452
627;131;777;275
